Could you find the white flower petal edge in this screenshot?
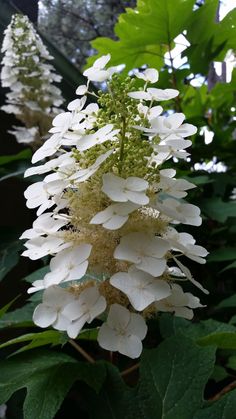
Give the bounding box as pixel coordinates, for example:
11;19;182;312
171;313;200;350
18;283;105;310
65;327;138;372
33;286;75;329
155;284;204;320
98;304;147;358
62;286;106;339
28;244;92;293
110;267;171;311
102;173;149;205
114;232;170;276
90;202;139;230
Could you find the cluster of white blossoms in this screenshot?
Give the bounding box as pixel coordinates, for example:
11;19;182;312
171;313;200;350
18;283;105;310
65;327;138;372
21;54;209;359
1;14;63;145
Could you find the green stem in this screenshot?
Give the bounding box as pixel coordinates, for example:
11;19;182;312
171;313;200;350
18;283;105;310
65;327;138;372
119;117;126;174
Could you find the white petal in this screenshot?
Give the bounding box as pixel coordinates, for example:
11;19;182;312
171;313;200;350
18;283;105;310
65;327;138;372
128;91;151;100
174;307;194;320
128;313;147;340
33;304;57;328
103;214;128;230
118;334;143;359
53;313;71;331
93;54;111;69
62;301;85;321
83;68;110;82
147;88;179;101
136;68;159;83
126;191;149;205
76;85;88;95
126;177;148;191
166;113;185;129
43;285;74;307
67;97;86;111
90;207;113;224
107;304;130;330
137;256;166;276
67;315;88;338
97;323;120;351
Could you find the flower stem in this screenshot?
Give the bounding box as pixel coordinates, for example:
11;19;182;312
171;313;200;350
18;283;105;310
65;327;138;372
121;362;140;377
69;339;95;363
118;117;126;174
208;380;236;402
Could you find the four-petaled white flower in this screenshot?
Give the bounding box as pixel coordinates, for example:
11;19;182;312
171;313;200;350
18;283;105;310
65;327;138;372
128;88;179;101
20;212;69;240
67;96;86;111
24;181;51;214
143;113;197;139
73;149;114;183
136;68;159;84
114;232;170;276
62;286;106;338
28;244;92;293
98;304;147;358
33;285;76;330
83;54;118;82
110;267;171;311
151;139;192;165
155;198;202;226
137;103;163;121
22;236;69;260
155;284;204;320
157;169;196;198
90;202;139;230
102;173;149;205
164;228;208;264
76;124;119;151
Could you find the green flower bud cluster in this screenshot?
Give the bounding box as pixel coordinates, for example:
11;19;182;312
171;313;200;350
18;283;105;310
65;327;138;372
73;73;160;182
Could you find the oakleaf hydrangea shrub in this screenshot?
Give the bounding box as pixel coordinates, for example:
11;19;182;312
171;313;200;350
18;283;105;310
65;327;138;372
21;54;208;359
1;14;64;145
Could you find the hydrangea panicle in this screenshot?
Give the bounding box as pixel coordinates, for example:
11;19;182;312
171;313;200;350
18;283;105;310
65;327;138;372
1;14;64;145
21;56;208;359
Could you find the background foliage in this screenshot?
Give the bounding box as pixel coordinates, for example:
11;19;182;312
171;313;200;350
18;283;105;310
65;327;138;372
0;0;236;418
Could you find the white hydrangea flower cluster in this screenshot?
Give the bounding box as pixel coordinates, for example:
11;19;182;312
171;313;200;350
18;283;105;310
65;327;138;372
21;54;208;359
1;14;64;145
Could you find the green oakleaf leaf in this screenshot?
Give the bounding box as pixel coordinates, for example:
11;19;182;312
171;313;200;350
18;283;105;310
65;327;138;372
159;315;236;339
87;0;195;72
0;350;106;419
0;149;31;166
23;266;50;283
201;197;236;223
197;332;236;349
86;335;216;419
0;239;23;281
208;247;236;262
193;390;236;419
0;296;19;319
0;330;68;355
216;294;236;310
0;303;35;329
